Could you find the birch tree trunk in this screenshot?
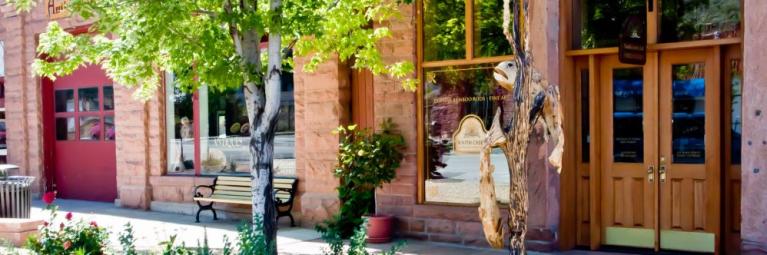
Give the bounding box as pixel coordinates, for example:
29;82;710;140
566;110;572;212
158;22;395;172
477;0;565;254
232;0;282;252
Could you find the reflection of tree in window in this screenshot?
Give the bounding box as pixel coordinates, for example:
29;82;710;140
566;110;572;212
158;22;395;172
474;0;512;57
423;0;466;61
660;0;740;42
578;0;645;49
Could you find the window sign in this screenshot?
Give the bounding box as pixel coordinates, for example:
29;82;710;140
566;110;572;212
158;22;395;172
47;0;70;19
424;65;512;204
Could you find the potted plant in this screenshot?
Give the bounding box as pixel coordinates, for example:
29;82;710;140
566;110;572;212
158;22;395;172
318;119;406;243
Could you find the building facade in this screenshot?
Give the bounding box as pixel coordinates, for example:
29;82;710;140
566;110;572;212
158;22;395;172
1;0;766;253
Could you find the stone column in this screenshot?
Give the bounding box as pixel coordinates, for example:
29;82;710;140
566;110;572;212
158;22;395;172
741;0;767;252
294;56;350;226
114;85;164;209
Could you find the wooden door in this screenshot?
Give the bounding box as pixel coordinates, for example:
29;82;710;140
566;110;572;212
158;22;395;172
657;48;720;253
48;64;117;202
599;54;659;249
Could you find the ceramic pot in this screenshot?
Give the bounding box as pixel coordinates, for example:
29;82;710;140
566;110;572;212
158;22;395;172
366;214;394;243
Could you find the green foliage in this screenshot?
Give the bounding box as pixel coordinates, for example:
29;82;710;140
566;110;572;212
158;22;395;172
12;0;416;100
26;207;109;255
119;223;138;255
318;119;406;238
320;219;405;255
579;0;645;49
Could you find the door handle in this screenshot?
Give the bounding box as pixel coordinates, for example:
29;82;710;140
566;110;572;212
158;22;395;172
647;165;655;183
659;157;667;183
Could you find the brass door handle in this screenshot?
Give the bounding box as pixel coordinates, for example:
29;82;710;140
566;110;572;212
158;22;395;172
647;165;655;183
659;157;667;183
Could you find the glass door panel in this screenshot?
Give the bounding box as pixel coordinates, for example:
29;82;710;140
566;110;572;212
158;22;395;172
658;49;719;253
600;55;657;249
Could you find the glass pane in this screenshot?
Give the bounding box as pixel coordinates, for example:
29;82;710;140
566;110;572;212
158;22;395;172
580;69;590;163
79;116;101;141
56;117;75;140
199;86;252;175
103;86;114;111
659;0;741;43
613;67;644;163
78;87;99;112
166;73;196;175
473;0;513;57
423;64;511;204
672;63;706;164
730;59;742;164
105;116;115;141
574;0;646;49
423;0;466;61
55;90;74;113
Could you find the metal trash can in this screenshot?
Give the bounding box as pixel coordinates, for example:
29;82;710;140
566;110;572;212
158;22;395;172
0;165;35;218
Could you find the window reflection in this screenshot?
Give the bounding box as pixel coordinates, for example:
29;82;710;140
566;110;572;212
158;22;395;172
55;90;74;113
573;0;646;49
659;0;741;43
78;88;99;112
473;0;512;57
672;63;706;164
79;116;101;141
580;69;590;163
423;0;466;61
56;117;75;140
103;86;114;111
613;68;644;163
424;65;512;204
105;116;115;141
730;59;742;164
166;73;196;175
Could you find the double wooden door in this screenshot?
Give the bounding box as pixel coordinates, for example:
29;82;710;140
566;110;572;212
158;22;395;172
600;48;720;253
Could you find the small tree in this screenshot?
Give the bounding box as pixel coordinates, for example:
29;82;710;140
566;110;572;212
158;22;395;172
10;0;415;253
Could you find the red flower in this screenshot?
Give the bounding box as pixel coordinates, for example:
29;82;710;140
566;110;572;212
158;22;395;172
42;221;49;227
42;191;56;205
59;223;65;230
63;241;72;250
65;212;73;221
90;221;98;228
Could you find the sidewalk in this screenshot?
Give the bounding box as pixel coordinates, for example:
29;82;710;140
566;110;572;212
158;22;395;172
21;199;626;254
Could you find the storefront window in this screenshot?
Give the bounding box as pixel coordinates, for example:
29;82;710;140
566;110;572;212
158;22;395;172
473;0;512;58
573;0;646;49
423;65;511;204
659;0;740;43
165;72;295;177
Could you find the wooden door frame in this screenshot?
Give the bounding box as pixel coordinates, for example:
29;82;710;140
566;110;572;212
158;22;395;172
657;47;721;253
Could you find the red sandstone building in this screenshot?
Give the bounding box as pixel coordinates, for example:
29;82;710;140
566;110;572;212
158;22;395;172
1;0;766;253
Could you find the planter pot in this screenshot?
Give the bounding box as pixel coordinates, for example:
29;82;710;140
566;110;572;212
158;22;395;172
365;214;394;243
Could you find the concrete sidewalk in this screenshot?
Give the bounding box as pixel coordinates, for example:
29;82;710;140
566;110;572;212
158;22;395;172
22;199;625;254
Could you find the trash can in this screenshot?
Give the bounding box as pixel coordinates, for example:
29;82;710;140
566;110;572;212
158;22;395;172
0;165;35;218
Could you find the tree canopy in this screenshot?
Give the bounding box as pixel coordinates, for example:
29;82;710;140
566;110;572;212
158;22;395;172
10;0;416;98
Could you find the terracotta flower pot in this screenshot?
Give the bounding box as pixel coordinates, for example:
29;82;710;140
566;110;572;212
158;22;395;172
366;214;394;243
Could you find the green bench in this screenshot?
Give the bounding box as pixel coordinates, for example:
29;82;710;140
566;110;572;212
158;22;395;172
193;176;298;226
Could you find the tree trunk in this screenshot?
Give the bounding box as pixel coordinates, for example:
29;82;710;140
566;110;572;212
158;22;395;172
476;0;565;254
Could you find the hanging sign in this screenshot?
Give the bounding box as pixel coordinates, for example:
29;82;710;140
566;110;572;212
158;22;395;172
452;115;487;154
619;15;647;65
47;0;70;20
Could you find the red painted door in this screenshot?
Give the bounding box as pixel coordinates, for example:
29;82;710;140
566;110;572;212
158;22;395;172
50;65;117;202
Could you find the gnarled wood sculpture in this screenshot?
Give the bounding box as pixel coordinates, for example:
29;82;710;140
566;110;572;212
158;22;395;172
477;0;565;253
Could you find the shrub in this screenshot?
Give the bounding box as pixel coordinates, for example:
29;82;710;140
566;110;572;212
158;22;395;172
26;207;109;255
318;119;406;238
320;219;405;255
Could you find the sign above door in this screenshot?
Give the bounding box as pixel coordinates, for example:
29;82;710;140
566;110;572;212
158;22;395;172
47;0;70;20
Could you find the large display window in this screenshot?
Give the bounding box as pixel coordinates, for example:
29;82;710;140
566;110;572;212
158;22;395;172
165;73;295;177
419;0;513;204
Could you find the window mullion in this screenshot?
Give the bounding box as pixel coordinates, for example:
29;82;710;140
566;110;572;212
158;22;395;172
465;0;473;60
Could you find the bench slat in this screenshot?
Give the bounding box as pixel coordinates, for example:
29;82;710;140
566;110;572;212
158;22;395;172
217;176;252;182
273;183;293;189
274;178;297;184
210;194;251;200
194;197;252;205
215;186;251;192
216;180;251;187
213;190;252;197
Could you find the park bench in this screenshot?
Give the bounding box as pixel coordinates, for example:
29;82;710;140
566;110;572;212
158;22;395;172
193;176;298;226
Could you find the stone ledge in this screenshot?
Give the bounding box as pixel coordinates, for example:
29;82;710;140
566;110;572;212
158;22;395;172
0;218;43;247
